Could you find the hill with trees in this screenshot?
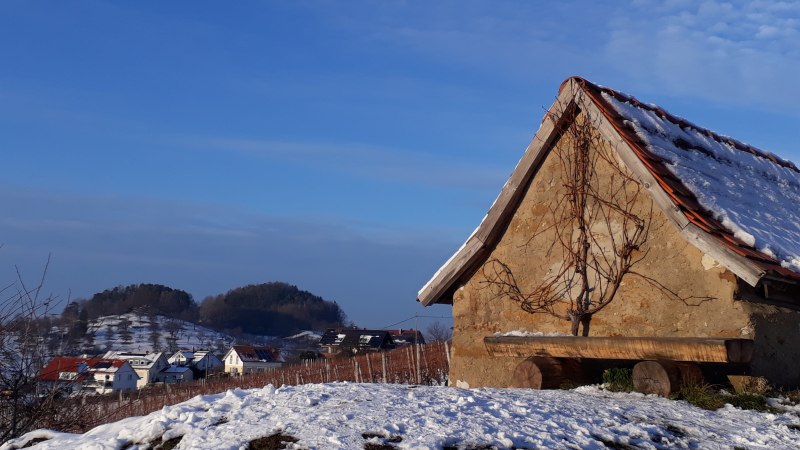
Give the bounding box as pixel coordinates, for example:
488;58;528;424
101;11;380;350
59;282;347;345
63;283;198;322
198;282;347;336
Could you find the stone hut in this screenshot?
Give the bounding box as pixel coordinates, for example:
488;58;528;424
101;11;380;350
418;77;800;388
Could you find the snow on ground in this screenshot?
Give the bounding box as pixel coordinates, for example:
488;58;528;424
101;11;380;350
6;383;800;449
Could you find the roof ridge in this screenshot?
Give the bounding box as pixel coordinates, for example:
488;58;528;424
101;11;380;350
565;76;800;174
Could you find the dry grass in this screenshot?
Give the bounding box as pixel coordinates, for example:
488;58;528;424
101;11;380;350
672;384;773;412
247;433;298;450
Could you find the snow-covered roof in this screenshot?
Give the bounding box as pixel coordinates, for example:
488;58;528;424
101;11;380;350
418;76;800;305
319;329;395;350
191;351;209;362
592;83;800;279
386;329;425;346
163;365;192;374
104;351;165;368
168;351;194;364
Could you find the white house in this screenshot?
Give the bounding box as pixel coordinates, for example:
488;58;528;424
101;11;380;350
104;351;169;389
162;365;193;384
223;345;282;375
168;350;223;378
168;351;194;366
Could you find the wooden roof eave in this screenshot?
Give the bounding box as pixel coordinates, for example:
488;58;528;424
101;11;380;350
417;80;582;306
576;91;766;287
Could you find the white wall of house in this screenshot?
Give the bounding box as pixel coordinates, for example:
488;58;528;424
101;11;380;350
89;364;138;394
223;349;282;375
163;367;194;384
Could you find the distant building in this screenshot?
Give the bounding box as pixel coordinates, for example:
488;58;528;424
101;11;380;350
168;349;223;378
223;345;283;375
39;357;138;394
319;329;396;355
162;365;193;384
104;351;169;388
387;329;426;346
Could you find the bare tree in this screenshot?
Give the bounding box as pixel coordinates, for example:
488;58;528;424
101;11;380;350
0;256;82;442
425;321;452;343
480;107;653;336
164;318;184;353
148;311;162;352
118;316;133;346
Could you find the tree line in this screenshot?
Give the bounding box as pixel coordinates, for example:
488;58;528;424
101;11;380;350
60;281;348;340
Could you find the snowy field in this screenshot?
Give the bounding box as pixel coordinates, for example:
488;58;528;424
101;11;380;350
5;383;800;449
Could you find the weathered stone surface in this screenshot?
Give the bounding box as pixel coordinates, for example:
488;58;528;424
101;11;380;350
449;114;800;388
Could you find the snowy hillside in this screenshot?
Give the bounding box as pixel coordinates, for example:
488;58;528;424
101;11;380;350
85;313;236;354
6;383;800;449
73;313;322;357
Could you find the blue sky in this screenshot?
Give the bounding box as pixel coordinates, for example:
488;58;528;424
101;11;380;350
1;1;799;329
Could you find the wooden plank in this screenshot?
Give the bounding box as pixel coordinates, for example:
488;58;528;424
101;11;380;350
484;336;754;363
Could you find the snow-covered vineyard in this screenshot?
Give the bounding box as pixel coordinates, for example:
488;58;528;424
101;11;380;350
5;383;800;450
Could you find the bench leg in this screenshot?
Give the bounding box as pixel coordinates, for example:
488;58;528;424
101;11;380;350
511;357;585;389
633;360;703;396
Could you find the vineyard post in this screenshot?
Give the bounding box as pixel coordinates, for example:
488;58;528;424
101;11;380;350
381;352;387;384
366;353;374;382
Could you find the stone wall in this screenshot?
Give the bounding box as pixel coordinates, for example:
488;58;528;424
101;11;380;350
449;114;800;388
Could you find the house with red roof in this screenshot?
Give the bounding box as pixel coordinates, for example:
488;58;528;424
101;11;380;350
39;357;138;394
418;77;800;388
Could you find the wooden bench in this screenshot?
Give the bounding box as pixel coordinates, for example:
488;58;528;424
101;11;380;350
484;335;754;396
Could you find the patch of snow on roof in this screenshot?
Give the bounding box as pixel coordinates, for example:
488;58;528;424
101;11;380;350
602;92;800;274
285;330;322;341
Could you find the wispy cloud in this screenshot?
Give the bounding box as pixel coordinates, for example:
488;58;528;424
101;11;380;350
605;0;800;112
324;1;607;83
173;135;512;191
312;0;800;115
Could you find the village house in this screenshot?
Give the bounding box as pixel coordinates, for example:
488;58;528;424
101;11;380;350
319;329;396;355
418;77;800;389
104;351;169;389
387;329;426;346
162;365;193;384
223;345;282;375
39;357;138;395
168;350;223;378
